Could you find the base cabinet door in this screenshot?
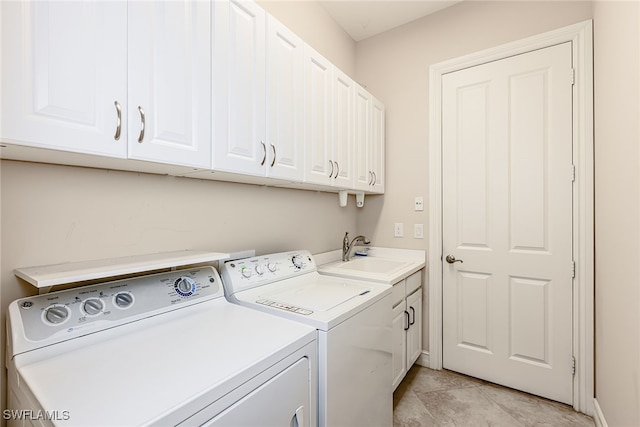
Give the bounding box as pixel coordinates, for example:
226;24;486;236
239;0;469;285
406;288;423;368
392;301;408;391
392;271;424;391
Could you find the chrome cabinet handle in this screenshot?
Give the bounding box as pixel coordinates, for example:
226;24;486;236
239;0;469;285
114;101;122;141
329;160;334;177
446;255;463;264
270;144;276;167
409;306;416;325
404;311;410;331
334;161;340;179
137;106;145;143
372;171;377;186
260;141;266;166
368;171;373;185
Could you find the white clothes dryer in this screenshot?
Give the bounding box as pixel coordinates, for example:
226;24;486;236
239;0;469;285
6;266;317;426
220;250;393;427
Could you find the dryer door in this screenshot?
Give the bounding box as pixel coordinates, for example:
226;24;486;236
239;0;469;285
201;357;310;427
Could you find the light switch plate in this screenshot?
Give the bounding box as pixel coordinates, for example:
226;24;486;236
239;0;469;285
414;224;424;239
394;223;404;237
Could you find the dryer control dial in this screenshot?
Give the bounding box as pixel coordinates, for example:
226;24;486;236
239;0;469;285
44;305;70;325
82;298;104;316
241;266;253;278
113;292;134;309
292;255;305;269
174;277;196;297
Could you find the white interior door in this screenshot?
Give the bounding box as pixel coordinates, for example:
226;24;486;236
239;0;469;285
442;42;574;404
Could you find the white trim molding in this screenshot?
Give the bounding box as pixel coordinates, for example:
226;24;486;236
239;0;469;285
593;399;609;427
428;20;594;415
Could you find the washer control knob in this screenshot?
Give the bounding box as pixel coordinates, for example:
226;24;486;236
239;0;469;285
241;267;253;278
267;263;277;272
292;255;305;269
114;292;134;308
45;305;69;324
175;277;196;297
255;264;265;275
82;298;104;316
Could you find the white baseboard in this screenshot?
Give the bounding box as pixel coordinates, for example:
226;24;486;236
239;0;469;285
416;351;430;368
592;399;608;427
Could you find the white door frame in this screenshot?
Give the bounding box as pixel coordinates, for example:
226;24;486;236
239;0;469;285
428;20;594;415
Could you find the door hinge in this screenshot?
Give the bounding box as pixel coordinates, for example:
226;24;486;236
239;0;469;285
572;261;576;279
571;68;576;85
572;356;576;376
571;164;576;182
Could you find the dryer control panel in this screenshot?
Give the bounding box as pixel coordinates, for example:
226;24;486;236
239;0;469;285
8;267;222;354
221;250;316;295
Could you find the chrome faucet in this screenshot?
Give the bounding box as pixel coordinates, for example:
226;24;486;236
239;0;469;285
342;232;371;262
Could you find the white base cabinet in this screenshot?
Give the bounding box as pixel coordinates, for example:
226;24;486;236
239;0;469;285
392;271;423;391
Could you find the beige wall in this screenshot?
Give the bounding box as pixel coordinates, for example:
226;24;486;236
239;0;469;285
354;0;593;357
593;1;640;425
0;1;357;413
355;1;594;249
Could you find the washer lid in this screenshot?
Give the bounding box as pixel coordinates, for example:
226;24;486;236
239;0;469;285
264;280;371;312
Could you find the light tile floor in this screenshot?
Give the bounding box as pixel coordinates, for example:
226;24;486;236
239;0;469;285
394;366;594;427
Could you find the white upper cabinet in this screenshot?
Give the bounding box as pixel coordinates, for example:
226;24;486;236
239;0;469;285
213;0;266;176
332;69;355;189
128;1;212;168
304;46;334;186
1;1;127;157
354;85;372;191
370;97;386;193
1;0;211;168
303;46;358;190
265;16;305;181
354;88;385;193
1;0;384;194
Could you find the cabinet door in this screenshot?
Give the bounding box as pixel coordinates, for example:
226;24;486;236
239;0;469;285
392;301;408;391
332;69;355;188
304;46;333;186
128;0;211;168
406;288;423;368
371;96;386;193
354;85;371;191
1;1;127;157
266;16;304;181
213;0;266;175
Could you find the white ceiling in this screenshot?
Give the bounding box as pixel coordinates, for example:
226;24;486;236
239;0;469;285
319;1;463;42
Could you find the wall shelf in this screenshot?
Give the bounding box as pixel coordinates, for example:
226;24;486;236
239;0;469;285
15;250;230;293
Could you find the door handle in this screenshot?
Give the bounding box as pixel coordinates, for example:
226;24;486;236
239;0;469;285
404;311;410;331
409;306;416;325
445;255;463;264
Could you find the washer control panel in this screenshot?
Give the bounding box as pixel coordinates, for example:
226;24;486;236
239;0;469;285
220;250;316;294
12;267;222;344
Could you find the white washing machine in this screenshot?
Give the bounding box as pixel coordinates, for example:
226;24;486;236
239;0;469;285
6;266;317;426
220;250;393;427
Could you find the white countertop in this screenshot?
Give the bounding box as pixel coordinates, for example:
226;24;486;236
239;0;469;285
315;247;426;285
